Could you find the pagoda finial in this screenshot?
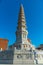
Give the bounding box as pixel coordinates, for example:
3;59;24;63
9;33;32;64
20;4;23;9
18;4;25;21
20;4;24;14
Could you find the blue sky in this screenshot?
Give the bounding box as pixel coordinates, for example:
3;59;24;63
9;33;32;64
0;0;43;47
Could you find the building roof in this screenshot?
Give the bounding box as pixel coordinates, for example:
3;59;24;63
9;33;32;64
36;44;43;50
0;38;9;42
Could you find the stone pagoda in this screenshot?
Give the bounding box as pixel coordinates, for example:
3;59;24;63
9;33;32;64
13;4;36;65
